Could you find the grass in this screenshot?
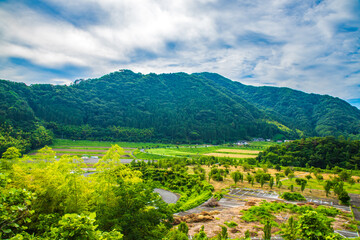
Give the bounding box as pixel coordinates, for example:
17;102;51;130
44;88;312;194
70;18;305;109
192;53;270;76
132;150;169;160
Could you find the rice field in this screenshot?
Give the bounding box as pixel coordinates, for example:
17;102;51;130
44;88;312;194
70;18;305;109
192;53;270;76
203;153;258;158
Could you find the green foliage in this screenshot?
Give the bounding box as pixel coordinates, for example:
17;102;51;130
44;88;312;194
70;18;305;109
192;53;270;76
50;213;123;240
338;190;350;206
263;220;271;240
280;192;306;201
223;221;238;228
216;225;228;240
177;222;189;235
0;187;35;239
164;229;188;240
297;210;334;240
3;71;360;147
281;216;297;240
213;192;224;201
230;171;242;186
324;180;332;197
259;136;360;169
193;226;208;240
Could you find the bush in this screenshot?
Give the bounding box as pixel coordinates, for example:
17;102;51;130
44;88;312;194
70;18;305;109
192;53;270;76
280;192;306;201
224;221;238;228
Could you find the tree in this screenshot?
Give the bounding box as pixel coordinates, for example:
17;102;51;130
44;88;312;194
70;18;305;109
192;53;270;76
50;213;123;240
246;174;253;184
269;177;274;189
1;146;21;170
275;164;281;171
178;222;189;236
2;146;21;160
301;181;307;192
263;220;271;240
288;173;295;181
193;225;208;240
284;167;292;176
297;210;334;240
324;180;332;197
281;216;297;240
260;176;265;188
339;170;351;181
230;171;241;186
164;229;188;240
216;225;228;240
96;144;125;169
338;190;350;206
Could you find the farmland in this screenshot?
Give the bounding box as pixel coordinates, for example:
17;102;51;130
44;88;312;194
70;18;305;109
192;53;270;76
5;138;360;239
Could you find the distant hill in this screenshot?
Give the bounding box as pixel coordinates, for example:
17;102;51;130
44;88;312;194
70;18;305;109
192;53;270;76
1;70;360;150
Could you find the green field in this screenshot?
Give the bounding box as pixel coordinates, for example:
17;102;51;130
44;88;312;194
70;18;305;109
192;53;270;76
44;139;281;159
144;142;277;158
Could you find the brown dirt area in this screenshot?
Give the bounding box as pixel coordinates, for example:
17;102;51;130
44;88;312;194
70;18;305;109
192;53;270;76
215;149;260;154
174;197;351;239
204;153;258;158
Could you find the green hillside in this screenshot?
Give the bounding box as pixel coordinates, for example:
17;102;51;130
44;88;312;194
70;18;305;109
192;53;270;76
1;70;360;156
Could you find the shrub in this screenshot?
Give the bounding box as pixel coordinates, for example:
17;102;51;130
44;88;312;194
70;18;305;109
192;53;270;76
224;221;238;228
280;192;306;201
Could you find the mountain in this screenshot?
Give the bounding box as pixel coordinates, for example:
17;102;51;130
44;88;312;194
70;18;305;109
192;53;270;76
0;70;360;151
195;73;360;138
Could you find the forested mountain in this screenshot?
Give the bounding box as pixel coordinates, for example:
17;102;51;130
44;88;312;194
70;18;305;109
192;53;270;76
1;69;360;155
196;73;360;138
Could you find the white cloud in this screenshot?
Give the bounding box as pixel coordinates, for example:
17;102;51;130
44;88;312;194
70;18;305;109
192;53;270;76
0;0;359;100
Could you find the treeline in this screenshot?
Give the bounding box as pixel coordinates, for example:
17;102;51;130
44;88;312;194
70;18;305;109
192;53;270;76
258;136;360;169
44;122;154;142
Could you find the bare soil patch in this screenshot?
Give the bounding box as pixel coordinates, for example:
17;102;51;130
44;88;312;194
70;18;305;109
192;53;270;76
175;197;351;239
204;153;257;158
215;149;260;154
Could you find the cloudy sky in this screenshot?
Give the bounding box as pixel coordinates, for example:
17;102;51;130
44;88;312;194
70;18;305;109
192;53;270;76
1;0;359;107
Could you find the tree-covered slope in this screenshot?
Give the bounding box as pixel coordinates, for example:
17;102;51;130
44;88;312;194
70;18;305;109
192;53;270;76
1;70;360;148
27;70;288;142
196;72;360;138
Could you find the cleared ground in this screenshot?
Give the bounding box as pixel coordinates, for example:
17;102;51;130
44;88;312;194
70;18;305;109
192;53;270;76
204;153;258;158
215;149;260;154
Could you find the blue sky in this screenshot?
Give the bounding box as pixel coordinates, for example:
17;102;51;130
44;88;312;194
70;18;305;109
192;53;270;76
0;0;360;108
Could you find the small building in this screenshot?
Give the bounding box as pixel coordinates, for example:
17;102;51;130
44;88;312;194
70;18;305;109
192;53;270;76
235;141;249;146
253;138;265;142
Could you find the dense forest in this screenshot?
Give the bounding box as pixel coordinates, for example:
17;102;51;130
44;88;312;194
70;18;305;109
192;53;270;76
258;136;360;169
1;70;360;156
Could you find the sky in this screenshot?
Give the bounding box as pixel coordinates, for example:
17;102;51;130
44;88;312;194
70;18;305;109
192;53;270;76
0;0;360;108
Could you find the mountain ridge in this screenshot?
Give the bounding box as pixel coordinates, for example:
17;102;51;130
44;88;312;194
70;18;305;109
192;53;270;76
1;70;360;148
